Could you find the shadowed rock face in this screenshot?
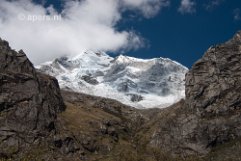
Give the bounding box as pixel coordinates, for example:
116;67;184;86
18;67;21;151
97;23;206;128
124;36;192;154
0;38;65;157
150;31;241;156
186;31;241;113
185;31;241;152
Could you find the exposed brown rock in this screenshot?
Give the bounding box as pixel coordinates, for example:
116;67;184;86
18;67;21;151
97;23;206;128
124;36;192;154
149;31;241;156
185;30;241;151
0;38;65;158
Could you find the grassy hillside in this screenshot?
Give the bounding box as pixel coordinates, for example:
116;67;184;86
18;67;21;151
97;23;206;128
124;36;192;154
2;91;240;161
59;91;241;161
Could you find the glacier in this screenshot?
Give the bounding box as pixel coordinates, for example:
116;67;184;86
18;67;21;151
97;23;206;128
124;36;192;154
37;51;188;108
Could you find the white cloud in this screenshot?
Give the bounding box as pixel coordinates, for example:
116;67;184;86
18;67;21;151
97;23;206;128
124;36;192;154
205;0;225;11
178;0;196;14
0;0;168;65
122;0;170;18
233;8;241;21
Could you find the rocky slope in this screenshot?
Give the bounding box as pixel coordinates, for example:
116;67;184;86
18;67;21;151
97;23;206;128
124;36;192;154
37;51;188;108
0;38;65;158
0;37;153;160
147;31;241;157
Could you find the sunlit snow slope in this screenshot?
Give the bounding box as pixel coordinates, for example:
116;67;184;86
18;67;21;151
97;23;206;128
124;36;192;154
37;51;188;108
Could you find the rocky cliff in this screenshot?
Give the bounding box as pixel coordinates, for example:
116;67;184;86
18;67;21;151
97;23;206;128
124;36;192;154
0;38;65;158
149;31;241;157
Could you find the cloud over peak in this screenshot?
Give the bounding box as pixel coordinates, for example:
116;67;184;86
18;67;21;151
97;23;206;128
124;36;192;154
122;0;170;18
205;0;225;10
0;0;168;64
178;0;196;14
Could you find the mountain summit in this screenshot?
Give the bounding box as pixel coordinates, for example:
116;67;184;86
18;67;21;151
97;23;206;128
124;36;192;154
38;51;188;108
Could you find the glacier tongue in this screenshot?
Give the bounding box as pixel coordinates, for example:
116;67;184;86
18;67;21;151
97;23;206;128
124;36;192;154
37;51;188;108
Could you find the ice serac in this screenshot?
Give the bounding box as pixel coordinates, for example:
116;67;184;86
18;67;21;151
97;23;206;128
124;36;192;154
38;51;188;108
0;38;65;157
150;31;241;156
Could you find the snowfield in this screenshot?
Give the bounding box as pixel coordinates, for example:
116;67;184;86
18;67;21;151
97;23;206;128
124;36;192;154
37;51;188;108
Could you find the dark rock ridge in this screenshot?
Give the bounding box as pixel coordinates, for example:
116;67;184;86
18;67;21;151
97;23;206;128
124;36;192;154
0;38;65;157
150;31;241;156
81;75;99;85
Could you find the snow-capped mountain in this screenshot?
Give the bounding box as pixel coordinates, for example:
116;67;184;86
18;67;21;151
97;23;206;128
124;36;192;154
37;51;188;108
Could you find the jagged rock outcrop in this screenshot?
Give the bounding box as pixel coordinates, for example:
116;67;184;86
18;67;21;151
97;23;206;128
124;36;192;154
186;31;241;114
185;31;241;151
0;38;65;158
150;31;241;156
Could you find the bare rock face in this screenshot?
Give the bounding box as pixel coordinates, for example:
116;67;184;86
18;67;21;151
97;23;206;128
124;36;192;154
186;31;241;114
150;31;241;156
0;38;65;157
185;31;241;150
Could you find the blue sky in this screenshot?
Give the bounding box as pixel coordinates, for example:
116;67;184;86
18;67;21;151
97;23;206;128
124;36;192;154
1;0;241;67
42;0;241;67
119;0;241;67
